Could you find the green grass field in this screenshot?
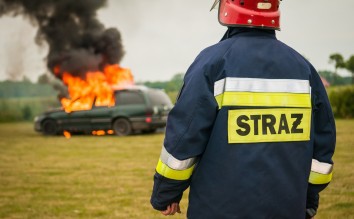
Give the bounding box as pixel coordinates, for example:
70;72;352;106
0;120;353;219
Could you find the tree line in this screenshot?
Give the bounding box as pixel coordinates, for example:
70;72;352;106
1;50;354;98
0;69;351;99
328;53;354;84
0;73;185;99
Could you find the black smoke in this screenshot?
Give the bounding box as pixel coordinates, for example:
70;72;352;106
0;0;125;79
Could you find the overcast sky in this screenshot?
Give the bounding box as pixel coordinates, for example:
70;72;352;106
0;0;353;82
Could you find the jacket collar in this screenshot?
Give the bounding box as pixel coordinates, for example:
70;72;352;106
220;27;276;41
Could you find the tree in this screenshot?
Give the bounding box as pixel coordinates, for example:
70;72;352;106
170;73;184;83
329;53;345;74
318;70;351;86
37;73;50;84
345;55;354;84
143;73;185;93
166;73;184;92
22;75;32;84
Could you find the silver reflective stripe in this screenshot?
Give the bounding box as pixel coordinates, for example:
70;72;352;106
214;77;311;96
160;146;196;170
311;159;333;174
214;78;226;96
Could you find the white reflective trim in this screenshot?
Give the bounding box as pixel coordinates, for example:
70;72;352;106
160;146;196;170
214;78;226;96
214;77;311;96
311;159;333;174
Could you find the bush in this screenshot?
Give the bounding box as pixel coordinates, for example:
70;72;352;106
22;105;32;121
328;86;354;118
167;91;178;104
0;97;60;123
0;81;58;98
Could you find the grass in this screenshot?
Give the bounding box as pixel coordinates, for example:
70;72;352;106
0;120;353;218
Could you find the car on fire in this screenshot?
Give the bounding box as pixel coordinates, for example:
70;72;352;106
34;86;173;136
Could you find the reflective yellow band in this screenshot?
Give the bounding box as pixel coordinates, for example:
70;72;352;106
215;92;311;109
156;159;195;180
309;171;333;185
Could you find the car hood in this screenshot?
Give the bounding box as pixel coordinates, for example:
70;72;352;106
43;107;65;115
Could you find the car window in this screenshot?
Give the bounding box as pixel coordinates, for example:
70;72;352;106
115;91;145;105
147;89;173;107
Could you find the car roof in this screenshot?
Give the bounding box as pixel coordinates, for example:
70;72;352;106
112;85;152;92
113;85;163;92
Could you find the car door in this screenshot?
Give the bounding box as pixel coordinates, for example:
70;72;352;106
66;109;92;132
86;105;114;131
114;90;147;121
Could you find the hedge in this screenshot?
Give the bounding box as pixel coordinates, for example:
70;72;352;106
327;85;354;118
0;86;353;122
0;97;60;123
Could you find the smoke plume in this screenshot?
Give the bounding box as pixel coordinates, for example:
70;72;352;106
5;31;26;81
0;0;125;79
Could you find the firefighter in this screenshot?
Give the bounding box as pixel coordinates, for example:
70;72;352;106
150;0;336;218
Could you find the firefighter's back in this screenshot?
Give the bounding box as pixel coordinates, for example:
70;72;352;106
187;28;314;219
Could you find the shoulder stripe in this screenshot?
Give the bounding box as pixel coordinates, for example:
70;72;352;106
215;92;311;108
214;77;311;96
214;77;311;109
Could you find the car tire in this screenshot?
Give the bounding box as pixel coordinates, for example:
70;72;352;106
113;118;132;136
42;119;58;135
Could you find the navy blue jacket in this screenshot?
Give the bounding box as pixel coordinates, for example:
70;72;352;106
151;28;336;219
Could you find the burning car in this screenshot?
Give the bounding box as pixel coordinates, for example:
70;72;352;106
34;86;173;136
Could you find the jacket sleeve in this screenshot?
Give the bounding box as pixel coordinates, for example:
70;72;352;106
150;55;219;211
307;66;336;211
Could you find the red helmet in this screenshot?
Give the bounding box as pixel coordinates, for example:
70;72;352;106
211;0;281;30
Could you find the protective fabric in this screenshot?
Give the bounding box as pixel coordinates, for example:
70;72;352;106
150;28;336;218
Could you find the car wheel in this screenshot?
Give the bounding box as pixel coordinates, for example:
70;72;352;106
113;118;132;136
42;119;58;135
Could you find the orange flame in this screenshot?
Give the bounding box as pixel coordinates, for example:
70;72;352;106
104;65;134;90
63;131;71;139
53;65;61;76
92;130;106;136
59;64;134;113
